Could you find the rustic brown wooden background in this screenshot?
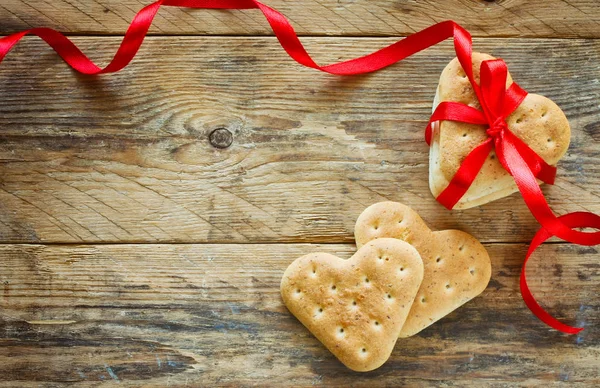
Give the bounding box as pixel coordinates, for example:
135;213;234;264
1;0;599;386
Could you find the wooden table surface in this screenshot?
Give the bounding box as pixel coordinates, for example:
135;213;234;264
1;1;599;386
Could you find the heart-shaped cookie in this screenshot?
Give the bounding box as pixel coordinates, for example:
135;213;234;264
281;238;424;371
355;202;491;337
430;52;571;209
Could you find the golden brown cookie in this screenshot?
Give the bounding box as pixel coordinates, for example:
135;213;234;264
355;202;491;337
430;52;571;209
281;238;424;371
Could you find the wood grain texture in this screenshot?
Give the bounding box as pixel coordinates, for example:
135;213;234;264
0;243;598;385
0;0;600;38
0;36;598;244
1;2;599;384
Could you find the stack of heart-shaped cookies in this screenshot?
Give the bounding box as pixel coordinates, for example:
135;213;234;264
281;202;491;371
429;52;571;208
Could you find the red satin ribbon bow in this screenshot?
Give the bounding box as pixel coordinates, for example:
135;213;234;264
0;0;598;334
423;55;600;333
425;58;557;209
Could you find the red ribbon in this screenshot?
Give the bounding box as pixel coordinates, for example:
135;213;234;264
1;0;598;333
425;61;558;208
520;212;600;334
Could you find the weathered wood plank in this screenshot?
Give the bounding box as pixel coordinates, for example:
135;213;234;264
1;36;599;244
0;243;598;385
1;0;599;38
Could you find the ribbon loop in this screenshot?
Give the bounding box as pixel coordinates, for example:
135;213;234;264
520;212;600;334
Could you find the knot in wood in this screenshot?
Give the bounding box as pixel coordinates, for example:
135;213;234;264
209;128;233;149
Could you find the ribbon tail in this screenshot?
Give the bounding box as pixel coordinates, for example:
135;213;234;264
497;137;600;245
521;212;600;334
503;131;556;185
0;0;474;77
0;31;28;64
321;21;465;75
0;1;167;74
436;139;494;209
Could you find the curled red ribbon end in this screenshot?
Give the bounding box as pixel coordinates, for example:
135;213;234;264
521;213;600;334
429;56;600;333
0;0;598;334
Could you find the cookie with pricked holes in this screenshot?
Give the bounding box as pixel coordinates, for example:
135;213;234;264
281;238;424;371
355;202;491;337
430;52;570;209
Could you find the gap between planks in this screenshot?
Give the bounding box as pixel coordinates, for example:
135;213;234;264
4;33;600;40
0;240;571;246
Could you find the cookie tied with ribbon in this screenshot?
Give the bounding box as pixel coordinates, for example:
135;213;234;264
423;49;599;333
425;52;570;211
429;52;571;209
